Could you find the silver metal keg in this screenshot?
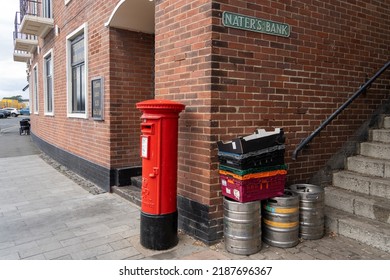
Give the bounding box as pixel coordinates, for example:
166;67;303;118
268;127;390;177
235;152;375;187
262;190;299;248
287;184;325;240
223;197;262;255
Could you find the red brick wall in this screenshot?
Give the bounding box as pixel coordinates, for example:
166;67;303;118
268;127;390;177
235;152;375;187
155;0;390;209
211;0;390;185
109;29;155;168
29;0;154;171
25;0;390;242
29;0;390;210
30;0;115;168
155;0;218;208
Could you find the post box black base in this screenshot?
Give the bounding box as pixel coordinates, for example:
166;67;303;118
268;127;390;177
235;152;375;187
140;211;178;250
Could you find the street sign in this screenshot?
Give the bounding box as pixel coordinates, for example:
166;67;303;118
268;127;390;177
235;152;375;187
222;11;291;38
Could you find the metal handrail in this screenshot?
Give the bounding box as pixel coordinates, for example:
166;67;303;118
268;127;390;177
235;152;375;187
292;60;390;160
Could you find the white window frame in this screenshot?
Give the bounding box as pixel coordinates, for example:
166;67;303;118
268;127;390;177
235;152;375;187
33;64;39;114
66;23;88;119
43;49;54;116
65;0;72;6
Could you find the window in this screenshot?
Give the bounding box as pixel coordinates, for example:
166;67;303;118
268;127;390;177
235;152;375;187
44;50;54;115
66;23;88;118
43;0;52;18
33;64;39;114
29;0;38;16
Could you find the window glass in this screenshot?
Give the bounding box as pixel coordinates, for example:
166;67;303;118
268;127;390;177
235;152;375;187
43;0;52;18
45;54;53;113
70;34;85;113
33;66;39;113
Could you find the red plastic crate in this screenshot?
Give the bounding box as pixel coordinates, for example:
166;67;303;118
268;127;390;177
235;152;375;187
220;171;286;203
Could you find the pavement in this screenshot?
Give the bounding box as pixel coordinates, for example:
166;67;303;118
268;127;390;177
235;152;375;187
1;116;390;260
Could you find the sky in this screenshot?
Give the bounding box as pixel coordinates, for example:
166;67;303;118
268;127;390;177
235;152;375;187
0;1;29;100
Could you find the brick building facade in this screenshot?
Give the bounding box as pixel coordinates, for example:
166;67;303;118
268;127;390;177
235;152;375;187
14;0;390;244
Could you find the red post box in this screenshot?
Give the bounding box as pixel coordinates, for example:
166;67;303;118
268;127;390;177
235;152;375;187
136;99;185;250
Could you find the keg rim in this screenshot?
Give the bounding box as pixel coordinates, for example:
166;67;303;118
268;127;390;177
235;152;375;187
287;184;324;193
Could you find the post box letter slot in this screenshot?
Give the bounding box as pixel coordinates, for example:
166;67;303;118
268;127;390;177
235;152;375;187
141;123;154;135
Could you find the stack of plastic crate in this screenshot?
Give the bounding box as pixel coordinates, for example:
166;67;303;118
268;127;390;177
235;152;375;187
217;128;287;203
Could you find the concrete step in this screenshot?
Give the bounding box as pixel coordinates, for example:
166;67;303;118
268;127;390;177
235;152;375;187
325;207;390;253
384;116;390;129
325;187;390;224
111;185;141;207
333;171;390;199
360;141;390;160
347;155;390;178
131;176;142;188
370;129;390;143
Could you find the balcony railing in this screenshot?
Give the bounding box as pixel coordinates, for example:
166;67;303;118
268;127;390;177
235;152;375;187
19;0;54;38
20;0;39;19
14;12;38;54
13;50;32;63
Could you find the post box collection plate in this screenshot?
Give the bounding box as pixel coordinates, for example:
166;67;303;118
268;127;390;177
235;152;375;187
141;136;149;159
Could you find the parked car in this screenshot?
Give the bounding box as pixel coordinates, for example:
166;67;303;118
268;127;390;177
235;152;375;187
3;107;20;117
0;109;11;118
0;112;5;118
19;107;30;116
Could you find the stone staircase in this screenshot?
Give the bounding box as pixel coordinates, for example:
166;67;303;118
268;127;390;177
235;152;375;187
325;115;390;253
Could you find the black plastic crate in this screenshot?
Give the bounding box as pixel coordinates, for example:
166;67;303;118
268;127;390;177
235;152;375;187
218;146;285;170
217;128;285;154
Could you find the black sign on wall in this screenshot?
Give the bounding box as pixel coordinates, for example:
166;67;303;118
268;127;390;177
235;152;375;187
91;77;104;120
